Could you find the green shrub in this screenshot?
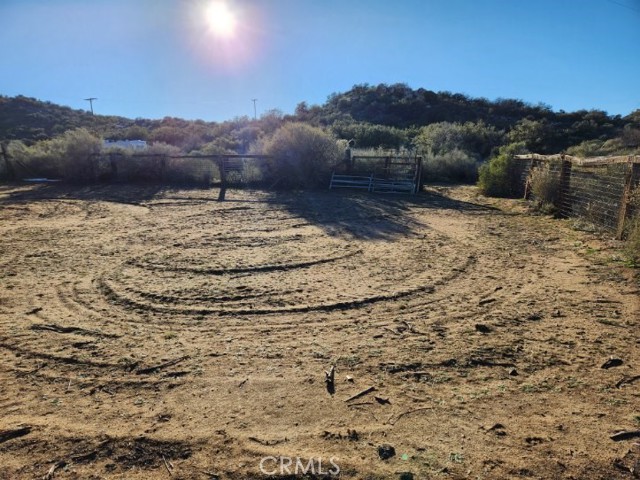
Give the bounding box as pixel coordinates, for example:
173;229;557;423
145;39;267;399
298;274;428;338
331;121;409;149
259;123;341;188
9;128;102;181
414;121;503;159
477;142;527;197
567;137;640;157
422;149;478;183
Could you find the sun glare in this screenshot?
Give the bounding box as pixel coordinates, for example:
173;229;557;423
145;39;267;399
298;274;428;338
206;2;237;38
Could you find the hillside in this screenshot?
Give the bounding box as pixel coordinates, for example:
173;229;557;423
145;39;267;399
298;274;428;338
0;95;137;143
1;86;639;157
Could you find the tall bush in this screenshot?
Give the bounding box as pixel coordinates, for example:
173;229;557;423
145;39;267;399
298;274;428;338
527;163;560;211
477;142;527;197
9;128;102;182
422;149;478;183
259;123;341;188
58;128;102;181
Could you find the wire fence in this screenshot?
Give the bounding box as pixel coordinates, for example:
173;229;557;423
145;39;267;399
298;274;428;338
515;154;640;239
0;151;272;187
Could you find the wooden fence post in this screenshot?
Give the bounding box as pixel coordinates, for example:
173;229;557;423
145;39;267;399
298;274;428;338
523;159;536;200
217;157;227;201
345;147;352;174
556;157;572;217
616;159;640;240
159;156;167;182
87;154;97;183
109;153;118;181
415;156;423;193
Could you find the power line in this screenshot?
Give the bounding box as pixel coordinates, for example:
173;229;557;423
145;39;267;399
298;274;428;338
606;0;640;13
84;97;97;115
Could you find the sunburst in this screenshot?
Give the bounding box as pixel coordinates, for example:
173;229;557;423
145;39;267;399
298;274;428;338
206;2;237;38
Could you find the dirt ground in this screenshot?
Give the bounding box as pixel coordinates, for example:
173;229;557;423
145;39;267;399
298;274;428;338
0;183;639;480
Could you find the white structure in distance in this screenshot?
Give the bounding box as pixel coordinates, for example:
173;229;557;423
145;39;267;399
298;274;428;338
103;140;148;151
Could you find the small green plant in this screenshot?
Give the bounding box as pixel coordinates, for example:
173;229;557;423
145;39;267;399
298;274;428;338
449;452;464;464
336;355;361;367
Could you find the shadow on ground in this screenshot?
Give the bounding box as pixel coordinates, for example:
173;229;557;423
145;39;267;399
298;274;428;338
0;183;167;206
261;188;500;240
0;182;500;241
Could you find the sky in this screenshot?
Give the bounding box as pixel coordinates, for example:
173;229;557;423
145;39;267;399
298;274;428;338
1;0;639;122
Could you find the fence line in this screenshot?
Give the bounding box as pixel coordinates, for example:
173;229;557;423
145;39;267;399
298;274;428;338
0;150;273;188
515;154;640;239
332;151;423;194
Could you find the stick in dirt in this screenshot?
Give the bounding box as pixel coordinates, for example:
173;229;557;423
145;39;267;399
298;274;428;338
43;460;66;480
345;386;376;402
325;365;335;395
387;406;433;425
0;426;32;444
610;430;640;442
136;356;190;375
162;455;173;476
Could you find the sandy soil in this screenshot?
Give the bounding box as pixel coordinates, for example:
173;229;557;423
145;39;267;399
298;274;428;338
0;183;638;480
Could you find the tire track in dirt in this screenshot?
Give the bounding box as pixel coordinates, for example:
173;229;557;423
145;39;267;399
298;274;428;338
2;186;637;479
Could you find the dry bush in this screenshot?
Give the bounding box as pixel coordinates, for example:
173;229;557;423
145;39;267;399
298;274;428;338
114;143;179;183
165;157;217;185
7;129;102;181
260;123;342;188
58;128;102;181
528;163;560;212
625;186;640;265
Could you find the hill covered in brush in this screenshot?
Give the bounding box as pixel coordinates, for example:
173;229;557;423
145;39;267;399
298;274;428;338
1;84;639;159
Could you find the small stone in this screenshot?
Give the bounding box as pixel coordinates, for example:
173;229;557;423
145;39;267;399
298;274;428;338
475;324;491;333
508;368;519;376
378;444;396;460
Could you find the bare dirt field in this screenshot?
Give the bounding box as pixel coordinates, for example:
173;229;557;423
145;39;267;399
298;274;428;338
0;183;639;480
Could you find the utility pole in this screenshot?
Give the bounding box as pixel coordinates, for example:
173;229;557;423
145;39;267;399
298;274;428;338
251;98;257;120
84;97;97;115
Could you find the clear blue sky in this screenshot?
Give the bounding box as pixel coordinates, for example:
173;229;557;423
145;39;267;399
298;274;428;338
2;0;639;121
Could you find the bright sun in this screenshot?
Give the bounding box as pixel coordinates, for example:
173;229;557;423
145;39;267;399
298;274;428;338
206;2;237;38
